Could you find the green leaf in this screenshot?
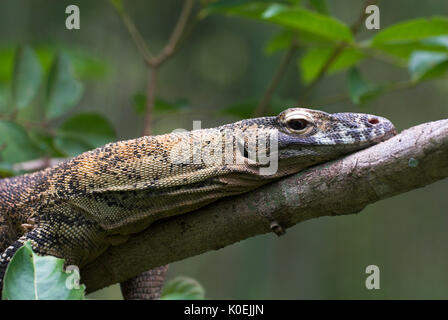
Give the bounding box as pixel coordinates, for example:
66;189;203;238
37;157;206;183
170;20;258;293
160;277;205;300
2;241;85;300
133;93;189;114
0;45;109;83
422;35;448;48
109;0;124;12
0;82;11;113
0;121;40;163
29;130;66;158
262;4;351;42
265;30;295;55
0;162;15;178
408;51;448;81
12;45;43;109
0;47;14;82
309;0;329;15
55;113;116;157
206;1;265;20
221;99;258;118
371;41;448;61
133;93;146;114
46;52;83;119
299;46;365;84
67;49;109;80
221;98;296;118
347;67;384;105
371;17;448;45
209;2;352;42
53;136;91;158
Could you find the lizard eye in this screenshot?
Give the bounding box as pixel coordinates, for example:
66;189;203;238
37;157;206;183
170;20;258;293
286;118;309;132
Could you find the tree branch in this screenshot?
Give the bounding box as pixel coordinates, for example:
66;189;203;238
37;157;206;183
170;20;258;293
81;118;448;293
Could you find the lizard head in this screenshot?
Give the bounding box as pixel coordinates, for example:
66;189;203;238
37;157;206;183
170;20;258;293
270;107;397;172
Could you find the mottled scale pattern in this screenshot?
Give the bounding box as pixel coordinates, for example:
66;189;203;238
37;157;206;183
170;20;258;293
0;108;396;293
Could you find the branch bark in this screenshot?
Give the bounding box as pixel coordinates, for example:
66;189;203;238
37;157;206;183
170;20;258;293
81;119;448;293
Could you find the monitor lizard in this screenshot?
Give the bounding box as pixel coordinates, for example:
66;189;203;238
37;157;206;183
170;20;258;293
0;107;396;298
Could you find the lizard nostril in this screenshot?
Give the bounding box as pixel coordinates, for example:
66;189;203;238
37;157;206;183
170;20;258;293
368;118;379;125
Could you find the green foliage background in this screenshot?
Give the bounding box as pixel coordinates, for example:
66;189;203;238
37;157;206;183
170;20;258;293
0;0;447;299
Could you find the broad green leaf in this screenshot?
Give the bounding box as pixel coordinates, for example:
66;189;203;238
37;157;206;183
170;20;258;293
109;0;124;12
347;67;384;105
265;30;295;55
0;83;11;113
2;241;85;300
29;130;66;158
371;17;448;45
209;2;352;42
12;46;43;109
0;45;109;83
221;98;296;118
0;47;14;82
206;0;268;19
45;52;83;119
155;98;189;112
262;4;351;42
55;113;116;157
221;99;258;118
160;277;205;300
299;46;365;84
53;136;91;158
422;35;448;48
371;41;448;61
133;93;189;114
0;121;40;162
0;162;15;178
133;92;146;114
409;51;448;81
67;49;109;80
309;0;329;15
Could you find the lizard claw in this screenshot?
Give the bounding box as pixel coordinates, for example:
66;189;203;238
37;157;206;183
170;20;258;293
270;220;286;237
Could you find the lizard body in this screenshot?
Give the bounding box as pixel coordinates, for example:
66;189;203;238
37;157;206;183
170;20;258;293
0;108;396;294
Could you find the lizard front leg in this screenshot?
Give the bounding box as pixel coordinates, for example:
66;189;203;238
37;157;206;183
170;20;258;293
0;204;109;298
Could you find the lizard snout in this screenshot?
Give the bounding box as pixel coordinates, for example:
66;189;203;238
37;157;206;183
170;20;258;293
363;114;397;142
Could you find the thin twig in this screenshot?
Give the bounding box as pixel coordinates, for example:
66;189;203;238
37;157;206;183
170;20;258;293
12;158;66;172
297;0;378;105
143;67;157;136
151;0;195;67
297;43;346;105
114;10;154;65
253;42;297;117
139;0;195;136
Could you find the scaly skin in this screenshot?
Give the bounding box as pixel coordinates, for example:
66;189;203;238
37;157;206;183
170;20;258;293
0;108;396;295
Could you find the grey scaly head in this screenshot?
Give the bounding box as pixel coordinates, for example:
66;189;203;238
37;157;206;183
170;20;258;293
224;107;396;177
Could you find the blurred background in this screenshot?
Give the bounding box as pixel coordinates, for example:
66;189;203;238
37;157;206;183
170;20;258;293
0;0;447;299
